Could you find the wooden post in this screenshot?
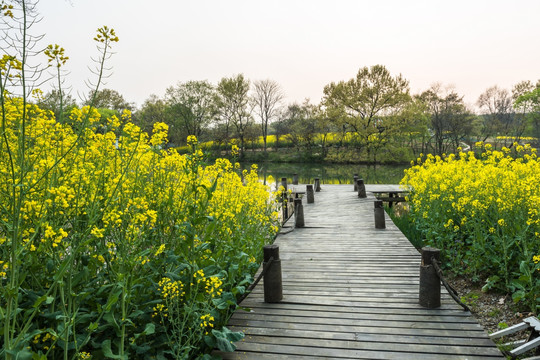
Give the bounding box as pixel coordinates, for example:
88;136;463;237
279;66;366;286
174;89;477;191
292;173;299;185
419;247;441;308
353;175;358;191
281;177;288;191
294;198;304;227
306;184;314;204
374;200;385;229
264;244;282;303
281;191;288;221
314;178;321;192
288;194;294;220
356;179;366;198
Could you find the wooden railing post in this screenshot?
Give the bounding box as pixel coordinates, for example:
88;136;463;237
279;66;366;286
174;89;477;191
314;178;321;192
419;247;441;308
281;177;288;192
294;198;304;227
356;179;366;198
264;244;282;303
292;173;299;185
374;200;385;229
306;184;314;204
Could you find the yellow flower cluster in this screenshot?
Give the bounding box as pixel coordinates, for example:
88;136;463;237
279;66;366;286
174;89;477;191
404;143;540;230
152;303;167;318
187;135;198;146
0;260;8;278
200;314;215;334
159;277;185;300
403;142;540;281
77;352;92;360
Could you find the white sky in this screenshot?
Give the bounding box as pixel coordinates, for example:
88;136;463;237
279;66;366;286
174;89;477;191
34;0;540;110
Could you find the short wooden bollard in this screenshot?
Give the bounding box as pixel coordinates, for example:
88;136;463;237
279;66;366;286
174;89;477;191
314;178;321;192
356;179;366;198
294;198;304;227
292;173;299;185
281;177;288;191
263;244;282;303
374;200;385;229
419;247;441;308
306;184;314;204
353;175;359;191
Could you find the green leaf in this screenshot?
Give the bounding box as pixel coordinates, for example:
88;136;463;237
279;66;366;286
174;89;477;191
143;323;155;335
512;290;526;303
211;326;245;352
215;336;236;352
102;339;127;359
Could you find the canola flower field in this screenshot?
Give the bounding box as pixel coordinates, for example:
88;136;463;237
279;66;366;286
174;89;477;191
402;143;540;313
0;97;279;359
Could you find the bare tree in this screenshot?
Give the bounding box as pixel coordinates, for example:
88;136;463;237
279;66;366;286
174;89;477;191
251;79;284;154
419;84;474;155
476;86;513;142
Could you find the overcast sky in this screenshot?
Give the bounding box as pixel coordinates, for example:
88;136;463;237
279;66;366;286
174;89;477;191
34;0;540;110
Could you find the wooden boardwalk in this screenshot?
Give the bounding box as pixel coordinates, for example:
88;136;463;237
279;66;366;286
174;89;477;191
220;184;503;359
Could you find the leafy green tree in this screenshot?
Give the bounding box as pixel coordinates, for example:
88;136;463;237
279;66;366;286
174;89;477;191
165;80;218;145
133;94;167;135
514;82;540;145
322;64;410;161
284;100;320;154
217;74;252;157
270;108;290;150
251;79;284;155
395;97;430;156
85;88;133;112
38;89;77;123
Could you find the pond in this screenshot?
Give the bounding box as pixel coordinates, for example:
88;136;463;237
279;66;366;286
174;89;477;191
242;162;409;185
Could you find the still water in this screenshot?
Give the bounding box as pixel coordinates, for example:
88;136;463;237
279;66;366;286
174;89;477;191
244;162;409;185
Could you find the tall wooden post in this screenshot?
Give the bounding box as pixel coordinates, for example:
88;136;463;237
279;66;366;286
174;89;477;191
294;198;304;227
374;200;385;229
356;179;366;198
306;184;314;204
281;190;288;221
314;178;321;192
353;175;359;191
264;244;282;303
419;247;441;308
292;173;299;185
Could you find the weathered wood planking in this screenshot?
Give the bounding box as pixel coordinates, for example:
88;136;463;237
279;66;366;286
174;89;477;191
220;184;503;359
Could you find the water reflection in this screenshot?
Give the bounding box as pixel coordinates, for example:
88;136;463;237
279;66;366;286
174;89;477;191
242;162;408;185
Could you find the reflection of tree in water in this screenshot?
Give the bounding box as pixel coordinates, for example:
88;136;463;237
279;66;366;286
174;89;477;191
242;163;408;186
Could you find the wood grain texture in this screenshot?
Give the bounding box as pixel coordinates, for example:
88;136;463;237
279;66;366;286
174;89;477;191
221;184;503;359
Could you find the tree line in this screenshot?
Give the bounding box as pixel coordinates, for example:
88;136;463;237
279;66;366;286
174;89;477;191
38;65;540;162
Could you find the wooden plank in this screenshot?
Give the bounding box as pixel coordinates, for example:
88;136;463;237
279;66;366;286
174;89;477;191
230;313;484;331
232;307;479;324
235;327;497;347
239;334;503;357
231;342;502;360
238;301;474;317
227;319;489;339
